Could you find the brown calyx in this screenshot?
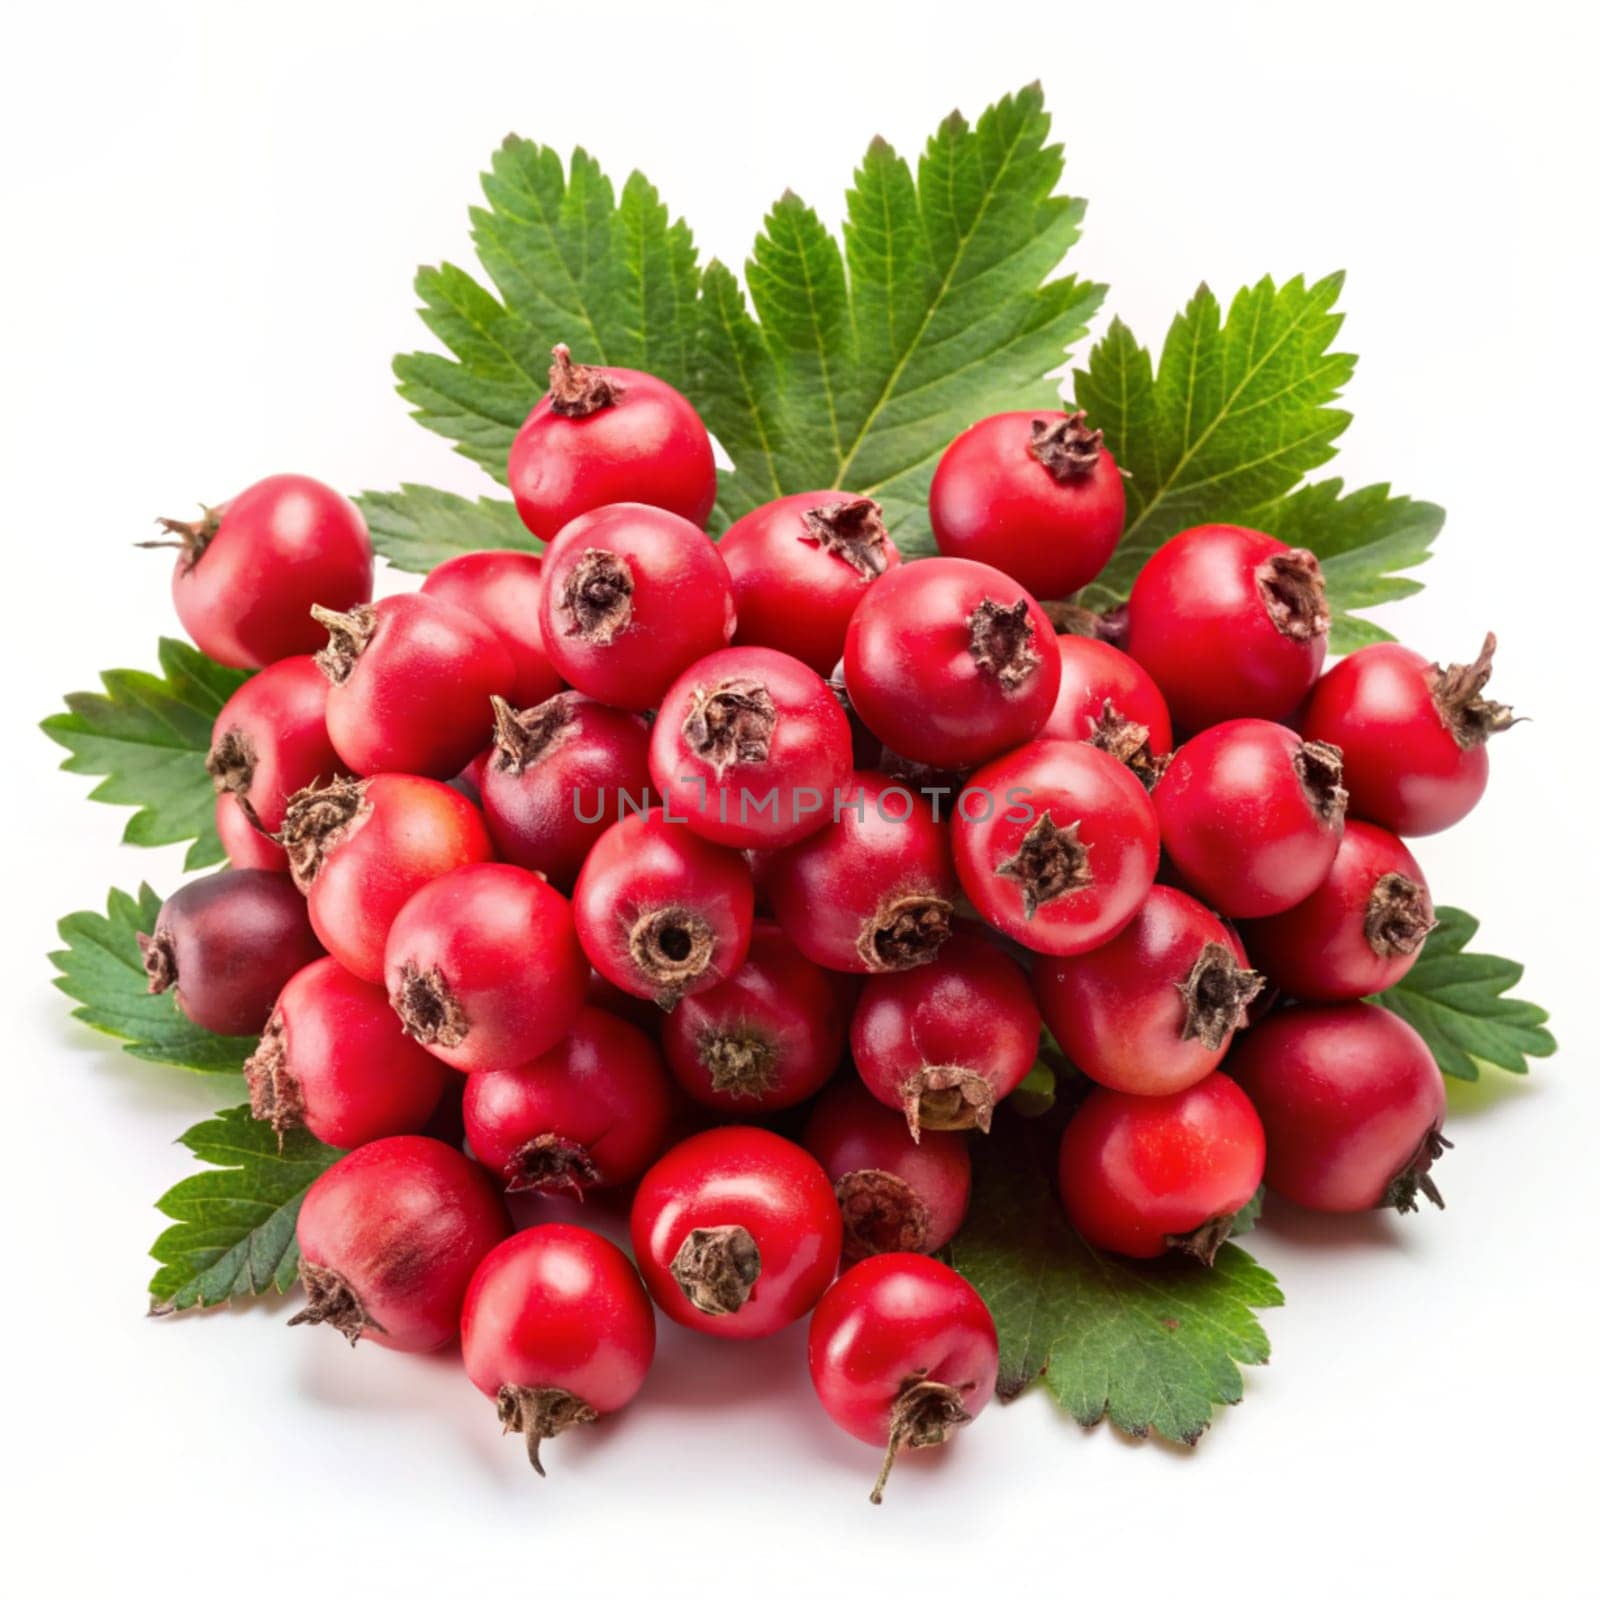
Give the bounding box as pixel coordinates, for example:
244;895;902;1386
287;1260;382;1345
490;693;576;774
682;677;776;777
558;548;634;643
277;777;370;891
628;907;715;1009
1365;873;1436;958
798;496;892;579
857;892;954;973
1427;633;1517;751
1176;941;1266;1051
497;1383;599;1478
311;603;378;685
1028;410;1103;483
244;1012;304;1139
205;727;256;799
698;1029;780;1099
967;597;1043;691
1255;548;1330;642
1087;701;1170;790
138;928;178;996
902;1066;995;1140
503;1134;601;1200
870;1374;975;1505
136;505;223;571
393;961;470;1048
836;1170;932;1259
996;813;1093;918
1383;1126;1453;1213
1164;1212;1240;1268
670;1225;761;1317
1293;739;1348;826
547;343;624;418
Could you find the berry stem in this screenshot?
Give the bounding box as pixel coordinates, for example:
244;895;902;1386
870;1376;973;1505
496;1383;599;1477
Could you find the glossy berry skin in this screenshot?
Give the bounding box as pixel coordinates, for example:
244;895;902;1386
1299;636;1513;836
421;550;564;708
573;810;755;1008
461;1225;657;1476
721;492;903;675
650;646;853;848
1155;719;1347;918
537;503;736;711
508;345;716;541
1227;1003;1449;1213
844;558;1061;770
315;592;515;779
660;921;848;1112
808;1254;998;1504
1241;820;1433;1000
1040;634;1174;767
1057;1075;1266;1260
281;774;494;985
138;869;323;1036
291;1136;509;1352
1126;524;1329;731
462;1007;673;1196
244;957;447;1148
803;1079;972;1258
383;863;588;1074
953;740;1160;957
156;474;373;669
851;928;1040;1136
630;1126;842;1340
478;692;652;890
766;772;958;975
929;410;1125;598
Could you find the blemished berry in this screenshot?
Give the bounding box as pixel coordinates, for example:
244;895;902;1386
313;592;515;780
139;869;323;1036
1299;633;1516;836
1057;1074;1267;1262
383;863;589;1074
630;1126;842;1340
721;493;902;675
537;502;736;711
1155;718;1347;918
462;1007;673;1196
1241;819;1434;1000
461;1225;657;1476
1227;1002;1450;1213
278;774;493;985
145;473;373;669
1040;633;1173;788
508;344;717;541
928;410;1126;599
844;557;1062;770
803;1079;972;1259
244;957;448;1148
851;928;1040;1137
420;549;564;709
807;1253;998;1504
1125;523;1329;731
953;740;1160;957
290;1136;509;1351
1034;886;1264;1097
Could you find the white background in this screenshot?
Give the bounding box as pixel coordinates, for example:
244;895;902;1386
3;1;1597;1594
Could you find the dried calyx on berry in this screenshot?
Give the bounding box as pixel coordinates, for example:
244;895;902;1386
1383;1127;1453;1213
1028;409;1103;483
277;777;370;890
288;1261;380;1346
1293;740;1349;825
1087;702;1170;789
1255;547;1330;642
835;1170;933;1256
628;907;717;1009
546;343;624;418
670;1225;762;1316
1176;942;1266;1050
872;1377;976;1506
136;504;223;570
902;1065;996;1138
310;603;378;684
489;693;577;774
496;1385;599;1478
1427;632;1518;750
967;596;1043;690
392;960;470;1049
243;1013;303;1136
857;892;954;972
681;677;776;777
558;548;634;642
996;813;1093;917
799;496;892;578
1365;872;1436;957
502;1135;602;1200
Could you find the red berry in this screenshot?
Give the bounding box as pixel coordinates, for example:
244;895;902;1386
1299;634;1515;836
1034;886;1264;1096
508;345;716;541
721;493;902;675
421;549;564;708
461;1224;657;1476
1227;1003;1449;1213
649;646;853;848
279;774;493;984
1057;1074;1266;1261
953;740;1160;956
803;1080;972;1259
766;771;958;974
1125;524;1329;730
244;957;447;1147
138;869;323;1036
149;474;373;669
807;1253;998;1504
291;1136;509;1351
844;558;1061;769
929;410;1125;598
573;810;755;1008
1040;633;1173;788
313;593;515;779
1154;719;1347;917
851;927;1040;1136
630;1126;842;1340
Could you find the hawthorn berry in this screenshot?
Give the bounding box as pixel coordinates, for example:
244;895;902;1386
1040;633;1173;788
420;549;564;708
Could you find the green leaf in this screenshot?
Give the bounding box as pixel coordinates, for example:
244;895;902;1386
696;83;1104;539
354;484;532;572
950;1117;1282;1444
1373;905;1555;1080
50;884;257;1073
41;638;248;870
148;1106;341;1313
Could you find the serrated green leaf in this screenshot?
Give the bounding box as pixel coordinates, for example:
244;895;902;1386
354;484;532;572
50;883;257;1072
148;1106;341;1312
41;638;248;870
950;1117;1281;1444
1372;905;1555;1080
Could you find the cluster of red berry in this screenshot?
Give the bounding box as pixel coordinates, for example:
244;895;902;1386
140;342;1514;1500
